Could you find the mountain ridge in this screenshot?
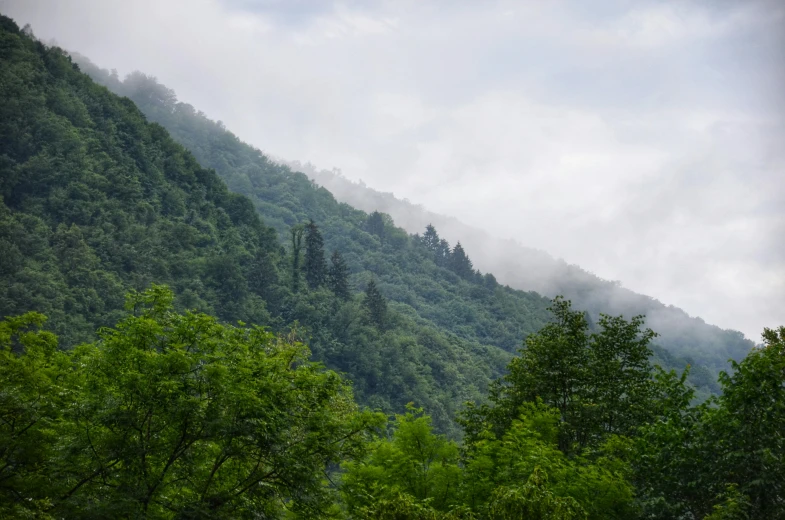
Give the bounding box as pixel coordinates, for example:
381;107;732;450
292;162;754;362
0;23;558;436
64;49;751;382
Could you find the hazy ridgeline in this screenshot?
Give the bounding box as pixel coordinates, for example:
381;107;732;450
70;51;750;387
298;163;753;368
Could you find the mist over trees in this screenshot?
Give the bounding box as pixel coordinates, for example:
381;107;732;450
1;14;781;519
67;42;751;398
296;163;754;369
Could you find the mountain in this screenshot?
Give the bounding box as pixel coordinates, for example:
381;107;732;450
69;53;750;392
0;13;744;443
297;163;753;372
0;19;563;436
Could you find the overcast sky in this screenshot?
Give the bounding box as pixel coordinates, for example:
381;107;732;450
4;0;783;340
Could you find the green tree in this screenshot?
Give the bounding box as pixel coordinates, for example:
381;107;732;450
422;224;440;252
487;468;586;520
449;242;474;280
328;249;351;300
704;325;785;518
364;279;388;330
8;285;384;518
304;219;327;289
461;401;634;519
435;239;451;268
479;297;662;454
630;327;785;519
341;406;462;516
290;223;305;291
0;312;65;519
367;211;385;242
247;250;280;308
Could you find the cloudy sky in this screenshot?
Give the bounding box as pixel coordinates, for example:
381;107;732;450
4;0;784;340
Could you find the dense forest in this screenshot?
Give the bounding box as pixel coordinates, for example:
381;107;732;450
1;14;783;519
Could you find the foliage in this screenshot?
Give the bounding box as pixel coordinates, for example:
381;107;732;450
0;312;64;519
0;15;525;435
628;326;785;519
305;219;328;289
302;164;754;375
470;297;665;454
364;279;388;330
0;285;383;518
329;250;351;300
342;405;462;516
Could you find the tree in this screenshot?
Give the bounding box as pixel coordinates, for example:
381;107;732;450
364;279;388;330
290;224;305;291
341;406;462;516
436;238;451;268
367;211;385;242
422;224;440;251
461;400;635;519
703;325;785;518
328;249;351;300
0;286;384;518
483;297;661;454
248;251;280;308
304;219;327;289
449;242;474;279
0;312;65;518
630;327;785;519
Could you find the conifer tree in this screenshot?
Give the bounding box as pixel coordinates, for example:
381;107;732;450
363;279;387;330
367;211;385;243
290;225;305;292
422;224;440;251
436;238;451;268
304;220;327;289
450;242;474;279
328;250;351;300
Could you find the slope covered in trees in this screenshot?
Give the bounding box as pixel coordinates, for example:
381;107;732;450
70;52;744;398
0;17;530;434
300;164;753;369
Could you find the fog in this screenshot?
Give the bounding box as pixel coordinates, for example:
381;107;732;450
3;0;783;340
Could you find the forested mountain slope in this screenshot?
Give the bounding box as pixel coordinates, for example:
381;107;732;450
300;165;754;370
71;52;747;392
0;18;565;435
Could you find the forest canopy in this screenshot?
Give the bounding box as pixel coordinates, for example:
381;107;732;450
2;286;782;519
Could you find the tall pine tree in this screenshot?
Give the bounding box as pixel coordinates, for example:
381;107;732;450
422;224;440;251
435;238;451;268
290;225;305;292
363;279;387;330
450;242;474;279
367;211;385;243
328;250;351;300
304;220;327;289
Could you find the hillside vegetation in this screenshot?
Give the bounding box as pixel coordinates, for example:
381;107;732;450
297;163;753;372
71;53;751;397
1;17;558;436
